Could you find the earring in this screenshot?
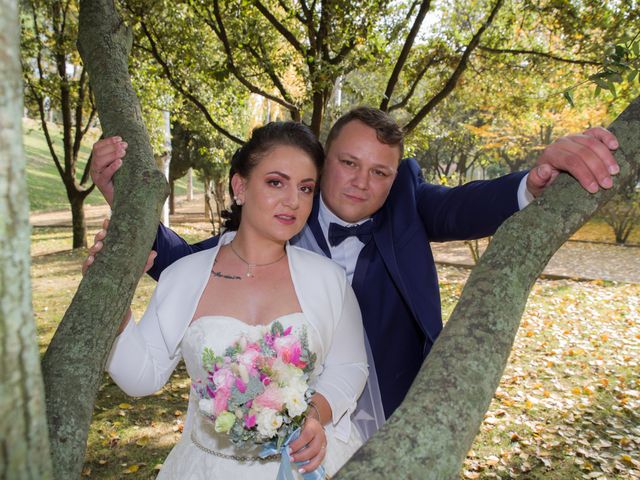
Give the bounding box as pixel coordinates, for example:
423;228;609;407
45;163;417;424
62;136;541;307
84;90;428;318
234;196;244;206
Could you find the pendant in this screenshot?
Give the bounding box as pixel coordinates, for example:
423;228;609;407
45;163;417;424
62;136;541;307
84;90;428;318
246;264;256;278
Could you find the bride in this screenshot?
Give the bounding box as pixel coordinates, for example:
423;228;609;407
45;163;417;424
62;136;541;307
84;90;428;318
104;122;368;479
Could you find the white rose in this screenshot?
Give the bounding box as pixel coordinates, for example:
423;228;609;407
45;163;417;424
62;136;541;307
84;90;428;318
273;359;303;385
284;388;307;417
198;398;215;417
289;375;308;396
256;408;283;439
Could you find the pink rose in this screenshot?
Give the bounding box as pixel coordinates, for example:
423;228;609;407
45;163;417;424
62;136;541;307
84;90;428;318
213;389;230;416
254;384;283;411
237;348;261;373
212;368;235;390
274;335;302;365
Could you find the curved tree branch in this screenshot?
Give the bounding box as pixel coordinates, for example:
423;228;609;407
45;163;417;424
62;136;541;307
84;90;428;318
337;96;640;478
380;0;432;112
253;0;305;54
478;45;602;66
328;37;357;65
204;0;299;116
403;0;505;134
137;16;244;144
388;55;444;112
42;2;170;477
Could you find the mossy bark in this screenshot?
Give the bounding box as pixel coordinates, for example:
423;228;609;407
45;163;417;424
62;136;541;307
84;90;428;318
0;0;54;477
41;1;169;478
336;97;640;479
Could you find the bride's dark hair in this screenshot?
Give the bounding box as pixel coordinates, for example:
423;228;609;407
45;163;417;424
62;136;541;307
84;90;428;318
221;122;324;231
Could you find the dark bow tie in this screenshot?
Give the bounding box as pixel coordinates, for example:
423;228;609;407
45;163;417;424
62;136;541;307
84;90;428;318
328;220;373;247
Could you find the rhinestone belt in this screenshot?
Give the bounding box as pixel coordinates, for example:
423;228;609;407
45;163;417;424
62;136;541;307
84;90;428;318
190;430;280;462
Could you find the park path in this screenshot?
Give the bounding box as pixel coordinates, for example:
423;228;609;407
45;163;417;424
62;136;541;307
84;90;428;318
31;195;640;284
431;239;640;284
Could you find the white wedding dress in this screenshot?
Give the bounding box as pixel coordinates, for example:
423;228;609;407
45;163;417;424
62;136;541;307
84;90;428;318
156;313;363;480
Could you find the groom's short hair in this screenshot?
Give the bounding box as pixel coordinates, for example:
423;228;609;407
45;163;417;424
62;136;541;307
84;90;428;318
325;107;404;159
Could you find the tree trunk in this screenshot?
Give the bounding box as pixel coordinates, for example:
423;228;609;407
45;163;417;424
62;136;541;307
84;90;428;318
187;168;193;201
203;177;217;234
169;179;175;214
0;0;53;477
336;98;640;479
310;89;326;137
41;1;169;478
212;175;228;235
69;192;88;249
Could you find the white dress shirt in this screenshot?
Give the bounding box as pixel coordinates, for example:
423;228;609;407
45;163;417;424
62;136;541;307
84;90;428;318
317;195;370;284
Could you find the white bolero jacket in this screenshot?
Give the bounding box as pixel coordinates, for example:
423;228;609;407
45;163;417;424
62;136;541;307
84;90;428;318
106;233;368;440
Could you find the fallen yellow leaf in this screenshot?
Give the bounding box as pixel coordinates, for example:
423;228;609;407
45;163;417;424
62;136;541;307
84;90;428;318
136;436;149;446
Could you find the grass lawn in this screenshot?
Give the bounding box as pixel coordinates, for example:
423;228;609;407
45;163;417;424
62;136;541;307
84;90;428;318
30;224;640;479
573;218;640;246
24;118;201;213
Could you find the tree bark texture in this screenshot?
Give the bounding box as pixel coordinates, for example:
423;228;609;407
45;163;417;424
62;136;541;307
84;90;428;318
41;1;169;478
0;0;54;477
336;99;640;479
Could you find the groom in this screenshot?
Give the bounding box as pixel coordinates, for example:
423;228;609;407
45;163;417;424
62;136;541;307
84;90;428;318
89;107;619;418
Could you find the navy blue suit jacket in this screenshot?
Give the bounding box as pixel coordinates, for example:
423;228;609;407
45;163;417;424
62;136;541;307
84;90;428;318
149;158;526;417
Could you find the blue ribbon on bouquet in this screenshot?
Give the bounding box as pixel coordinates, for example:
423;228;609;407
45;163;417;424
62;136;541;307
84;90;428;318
259;427;326;480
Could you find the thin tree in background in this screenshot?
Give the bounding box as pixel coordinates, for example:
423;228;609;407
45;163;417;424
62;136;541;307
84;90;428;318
21;0;97;248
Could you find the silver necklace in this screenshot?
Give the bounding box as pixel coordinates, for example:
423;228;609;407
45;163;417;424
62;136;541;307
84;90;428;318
229;242;286;278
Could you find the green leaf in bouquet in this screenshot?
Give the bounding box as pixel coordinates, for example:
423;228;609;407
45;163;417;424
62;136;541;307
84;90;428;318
224;342;242;357
271;321;285;336
201;347;222;371
298;328;317;372
276;428;287;450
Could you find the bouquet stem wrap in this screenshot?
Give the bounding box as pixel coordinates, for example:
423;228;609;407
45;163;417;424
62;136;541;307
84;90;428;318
259;428;326;480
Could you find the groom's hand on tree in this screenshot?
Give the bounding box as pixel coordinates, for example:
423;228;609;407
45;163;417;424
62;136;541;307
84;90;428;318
91;136;127;207
82;218;157;276
527;127;620;197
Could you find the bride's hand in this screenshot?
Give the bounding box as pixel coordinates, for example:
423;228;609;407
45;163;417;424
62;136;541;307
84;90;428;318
288;417;327;473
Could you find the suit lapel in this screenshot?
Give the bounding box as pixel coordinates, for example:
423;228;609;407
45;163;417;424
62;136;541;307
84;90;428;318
306;194;331;257
371;205;417;320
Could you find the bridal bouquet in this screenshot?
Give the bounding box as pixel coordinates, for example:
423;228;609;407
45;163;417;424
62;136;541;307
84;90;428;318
193;321;317;448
